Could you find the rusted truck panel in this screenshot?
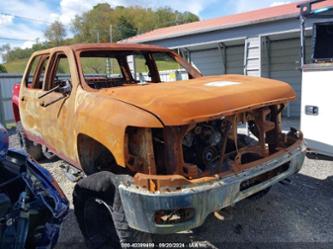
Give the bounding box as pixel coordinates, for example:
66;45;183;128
12;43;305;236
120;142;304;233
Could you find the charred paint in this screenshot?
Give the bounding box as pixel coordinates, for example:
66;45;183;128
15;43;301;185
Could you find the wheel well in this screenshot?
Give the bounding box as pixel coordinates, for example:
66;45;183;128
77;134;114;175
77;134;128;175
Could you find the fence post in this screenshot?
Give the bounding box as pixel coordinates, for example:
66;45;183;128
0;92;5;127
0;74;6;127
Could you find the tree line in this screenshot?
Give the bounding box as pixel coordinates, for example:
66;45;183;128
1;3;199;67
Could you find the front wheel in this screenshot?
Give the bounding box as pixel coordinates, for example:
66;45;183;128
73;171;152;249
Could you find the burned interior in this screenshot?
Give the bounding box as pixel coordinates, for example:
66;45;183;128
125;104;302;192
79;50;197;89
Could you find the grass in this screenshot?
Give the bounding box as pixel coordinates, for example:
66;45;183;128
3;58;29;73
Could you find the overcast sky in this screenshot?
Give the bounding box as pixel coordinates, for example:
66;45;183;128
0;0;298;51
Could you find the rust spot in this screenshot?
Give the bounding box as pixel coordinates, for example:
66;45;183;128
131;105;303;192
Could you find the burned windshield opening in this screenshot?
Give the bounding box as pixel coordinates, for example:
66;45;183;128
79;50;191;89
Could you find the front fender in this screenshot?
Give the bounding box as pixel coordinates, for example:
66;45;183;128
73;88;163;166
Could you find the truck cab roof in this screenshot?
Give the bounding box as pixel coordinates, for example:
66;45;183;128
33;43;170;55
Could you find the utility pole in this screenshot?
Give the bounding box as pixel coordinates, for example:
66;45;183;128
109;24;113;43
107;24;113;77
96;31;100;43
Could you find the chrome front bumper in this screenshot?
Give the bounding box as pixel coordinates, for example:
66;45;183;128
119;143;305;234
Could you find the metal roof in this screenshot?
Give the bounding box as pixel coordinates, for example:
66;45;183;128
121;0;333;44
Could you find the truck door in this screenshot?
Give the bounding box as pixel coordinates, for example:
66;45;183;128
301;66;333;158
300;21;333;159
39;50;78;164
19;54;50;141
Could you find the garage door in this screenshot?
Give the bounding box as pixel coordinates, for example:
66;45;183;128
190;48;224;75
190;45;244;76
226;45;244;74
262;38;311;117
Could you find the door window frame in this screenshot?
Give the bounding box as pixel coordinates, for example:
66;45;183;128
24;53;50;90
45;51;72;91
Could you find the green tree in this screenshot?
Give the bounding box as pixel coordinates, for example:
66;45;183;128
0;64;7;73
44;21;67;45
71;3;113;43
0;3;200;67
178;11;199;24
154;8;199;28
114;16;137;41
0;44;11;62
70;4;199;43
155;8;178;27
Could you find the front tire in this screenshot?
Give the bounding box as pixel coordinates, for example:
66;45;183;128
73;171;151;249
16;121;43;161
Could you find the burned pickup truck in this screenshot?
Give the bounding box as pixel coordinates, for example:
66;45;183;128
12;44;305;246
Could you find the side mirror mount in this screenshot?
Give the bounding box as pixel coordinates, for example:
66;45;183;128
58;80;72;95
38;80;72;99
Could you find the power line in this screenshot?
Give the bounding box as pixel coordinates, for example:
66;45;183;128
0;12;46;43
0;12;51;24
0;36;34;42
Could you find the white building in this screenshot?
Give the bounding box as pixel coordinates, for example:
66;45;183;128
122;0;333;117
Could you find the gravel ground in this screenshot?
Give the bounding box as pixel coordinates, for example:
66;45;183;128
8;129;333;249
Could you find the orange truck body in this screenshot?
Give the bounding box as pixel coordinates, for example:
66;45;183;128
12;43;305;233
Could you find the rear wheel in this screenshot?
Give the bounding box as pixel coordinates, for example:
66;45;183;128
16;121;43;161
73;171;151;249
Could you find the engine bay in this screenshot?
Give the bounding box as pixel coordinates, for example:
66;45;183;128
181;119;260;172
125;104;303;191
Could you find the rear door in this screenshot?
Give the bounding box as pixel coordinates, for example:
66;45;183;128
19;54;50;140
301;65;333;158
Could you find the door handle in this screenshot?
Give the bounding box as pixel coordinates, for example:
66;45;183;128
305;105;319;116
20;96;25;101
40;101;45;107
